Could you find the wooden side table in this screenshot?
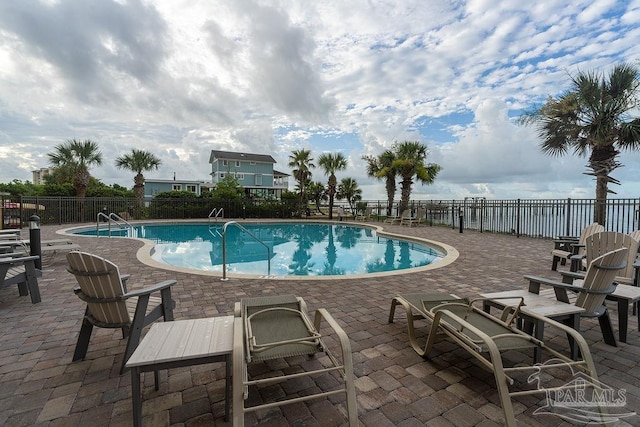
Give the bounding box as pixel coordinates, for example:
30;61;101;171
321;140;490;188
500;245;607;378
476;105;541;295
480;290;585;362
126;316;234;426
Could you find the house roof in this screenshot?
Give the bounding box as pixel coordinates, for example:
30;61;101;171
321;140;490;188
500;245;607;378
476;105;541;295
209;150;276;164
273;169;290;177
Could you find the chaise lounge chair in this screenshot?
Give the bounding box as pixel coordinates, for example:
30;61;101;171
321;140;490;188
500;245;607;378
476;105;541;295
388;292;606;426
355;206;373;221
66;251;176;374
401;207;426;227
385;209;410;224
233;295;357;426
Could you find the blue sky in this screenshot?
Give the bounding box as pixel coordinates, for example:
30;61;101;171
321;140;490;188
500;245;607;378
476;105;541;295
0;0;639;200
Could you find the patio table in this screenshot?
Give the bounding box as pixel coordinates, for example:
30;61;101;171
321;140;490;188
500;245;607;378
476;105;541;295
480;290;585;362
126;316;233;427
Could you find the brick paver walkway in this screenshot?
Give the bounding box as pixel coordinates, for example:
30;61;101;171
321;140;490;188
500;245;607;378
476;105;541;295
1;221;638;426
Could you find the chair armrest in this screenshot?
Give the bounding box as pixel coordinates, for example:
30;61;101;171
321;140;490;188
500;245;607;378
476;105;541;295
553;238;578;249
570;243;585;255
558;270;585;284
555;236;578;241
525;274;617;295
313;308;354;372
0;254;39;264
124;279;176;298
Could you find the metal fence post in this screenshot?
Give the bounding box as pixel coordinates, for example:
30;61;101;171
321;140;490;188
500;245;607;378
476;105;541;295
565;198;572;236
516;199;521;238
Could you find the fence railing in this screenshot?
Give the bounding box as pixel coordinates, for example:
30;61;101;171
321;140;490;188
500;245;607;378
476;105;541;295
2;196;639;239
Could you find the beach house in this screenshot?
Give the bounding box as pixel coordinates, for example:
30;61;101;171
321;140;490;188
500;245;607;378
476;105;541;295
209;150;288;199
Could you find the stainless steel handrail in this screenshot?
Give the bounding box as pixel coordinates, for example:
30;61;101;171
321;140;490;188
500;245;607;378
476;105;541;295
221;221;270;280
208;207;224;222
96;212;134;237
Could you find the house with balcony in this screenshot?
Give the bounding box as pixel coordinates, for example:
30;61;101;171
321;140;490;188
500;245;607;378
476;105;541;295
209;150;289;199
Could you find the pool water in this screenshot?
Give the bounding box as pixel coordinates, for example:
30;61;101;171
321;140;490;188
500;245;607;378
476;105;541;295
75;222;444;276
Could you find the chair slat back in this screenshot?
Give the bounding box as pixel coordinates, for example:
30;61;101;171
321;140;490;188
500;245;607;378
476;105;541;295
584;232;627;266
577;223;604;257
576;247;628;312
617;231;640;281
67;251;130;325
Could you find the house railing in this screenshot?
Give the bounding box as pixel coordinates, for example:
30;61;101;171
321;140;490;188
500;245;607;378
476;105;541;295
6;196;640;239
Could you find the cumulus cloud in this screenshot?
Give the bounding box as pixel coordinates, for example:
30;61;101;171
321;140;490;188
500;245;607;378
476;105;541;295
0;0;639;201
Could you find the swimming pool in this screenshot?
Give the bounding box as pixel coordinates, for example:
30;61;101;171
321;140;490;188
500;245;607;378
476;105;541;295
70;221;457;278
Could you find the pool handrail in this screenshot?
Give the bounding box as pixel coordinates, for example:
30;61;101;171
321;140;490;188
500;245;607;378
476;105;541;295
209;208;224;222
221;221;270;281
96;212;134;238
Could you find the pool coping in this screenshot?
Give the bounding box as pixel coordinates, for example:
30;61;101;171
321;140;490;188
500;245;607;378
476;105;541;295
59;219;459;281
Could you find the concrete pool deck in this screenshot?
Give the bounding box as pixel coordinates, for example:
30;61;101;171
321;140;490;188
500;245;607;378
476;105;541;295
1;220;639;426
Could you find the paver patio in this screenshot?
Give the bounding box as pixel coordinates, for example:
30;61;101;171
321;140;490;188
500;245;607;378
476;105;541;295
1;221;638;426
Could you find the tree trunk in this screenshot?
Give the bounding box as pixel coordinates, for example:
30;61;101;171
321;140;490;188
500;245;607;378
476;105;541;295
327;175;336;220
400;178;412;213
589;146;619;226
134;173;145;218
385;178;395;216
594;174;608;226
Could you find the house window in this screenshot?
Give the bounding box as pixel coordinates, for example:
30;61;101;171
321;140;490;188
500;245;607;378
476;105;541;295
236;173;244;180
222;160;228;166
186;185;197;193
250;161;256;165
255;174;262;185
235;161;241;167
219;173;225;179
172;184;182;191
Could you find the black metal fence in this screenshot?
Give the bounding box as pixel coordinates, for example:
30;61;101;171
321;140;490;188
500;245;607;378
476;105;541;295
2;195;639;239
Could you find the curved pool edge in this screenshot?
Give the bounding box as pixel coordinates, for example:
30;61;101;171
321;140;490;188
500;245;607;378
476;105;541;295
59;219;459;281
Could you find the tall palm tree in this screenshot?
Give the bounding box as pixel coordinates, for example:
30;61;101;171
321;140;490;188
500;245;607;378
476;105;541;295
288;149;315;205
115;149;162;212
48;139;103;199
519;63;640;225
318;152;348;219
392;141;441;213
363;150;397;216
337;177;362;212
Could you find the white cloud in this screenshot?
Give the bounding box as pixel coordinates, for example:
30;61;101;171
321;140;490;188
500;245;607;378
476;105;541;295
0;0;639;202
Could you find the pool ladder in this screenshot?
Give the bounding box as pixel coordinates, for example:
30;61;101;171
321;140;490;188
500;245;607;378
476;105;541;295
221;221;270;281
97;212;134;238
208;207;224;222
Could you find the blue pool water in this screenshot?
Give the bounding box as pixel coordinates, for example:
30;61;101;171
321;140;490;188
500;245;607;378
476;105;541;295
74;222;444;276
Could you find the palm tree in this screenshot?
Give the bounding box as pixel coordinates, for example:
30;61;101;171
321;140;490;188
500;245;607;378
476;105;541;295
115;149;162;213
362;150;397;216
318;153;348;219
307;181;327;213
392;141;441;213
519;63;640;225
337;177;362;212
288;149;315;205
48;139;103;199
